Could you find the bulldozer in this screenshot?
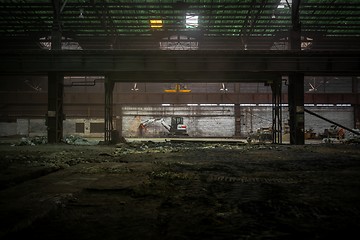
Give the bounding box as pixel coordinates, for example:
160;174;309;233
138;116;188;137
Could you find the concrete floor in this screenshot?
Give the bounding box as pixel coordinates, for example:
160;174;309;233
0;138;359;239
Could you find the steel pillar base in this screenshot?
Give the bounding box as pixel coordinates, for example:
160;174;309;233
47;72;64;143
288;73;305;145
271;78;282;144
104;77;114;143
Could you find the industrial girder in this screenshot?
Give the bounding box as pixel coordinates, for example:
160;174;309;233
0;50;359;79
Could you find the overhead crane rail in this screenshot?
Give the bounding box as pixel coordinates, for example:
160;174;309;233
0;50;359;79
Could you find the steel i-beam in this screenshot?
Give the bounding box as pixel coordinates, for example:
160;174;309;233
47;72;64;143
288;0;305;145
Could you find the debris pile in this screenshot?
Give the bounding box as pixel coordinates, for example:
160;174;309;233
63;135;98;145
111;140;252;157
12;135;99;146
15;136;47;146
344;129;360;144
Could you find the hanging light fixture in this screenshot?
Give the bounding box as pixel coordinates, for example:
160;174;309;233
79;8;84;18
150;19;163;28
131;83;139;91
220;83;228;92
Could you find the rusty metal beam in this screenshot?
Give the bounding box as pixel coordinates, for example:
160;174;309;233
0;50;359;78
1;92;360;105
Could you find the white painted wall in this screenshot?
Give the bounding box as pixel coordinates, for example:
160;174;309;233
0;106;355;138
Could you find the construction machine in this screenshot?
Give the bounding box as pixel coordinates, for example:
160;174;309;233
139;117;188;137
321;125;345;139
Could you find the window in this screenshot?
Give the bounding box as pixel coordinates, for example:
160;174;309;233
90;122;105;133
75;123;85;133
186;14;199;28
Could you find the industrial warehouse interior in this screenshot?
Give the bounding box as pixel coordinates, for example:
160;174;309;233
0;0;359;239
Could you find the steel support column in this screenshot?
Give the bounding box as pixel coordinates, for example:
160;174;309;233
355;105;360;129
104;77;114;143
234;104;242;138
288;73;304;144
288;0;304;145
47;0;64;143
50;0;62;49
115;104;123;138
353;77;360;129
47;72;64;143
271;78;282;144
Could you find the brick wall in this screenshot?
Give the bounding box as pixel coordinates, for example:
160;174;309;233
0;106;355;139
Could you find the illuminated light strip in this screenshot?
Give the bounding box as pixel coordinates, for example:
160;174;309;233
150;19;163;28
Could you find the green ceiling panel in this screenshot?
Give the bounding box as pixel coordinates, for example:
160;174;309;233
0;0;359;50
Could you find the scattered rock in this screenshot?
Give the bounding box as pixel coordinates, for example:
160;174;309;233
64;135;91;145
16;136;47;146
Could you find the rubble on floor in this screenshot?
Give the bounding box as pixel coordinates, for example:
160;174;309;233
11;135;100;146
322;129;360;144
14;136;47;146
344;129;360;144
0;142;359;240
63;135;99;145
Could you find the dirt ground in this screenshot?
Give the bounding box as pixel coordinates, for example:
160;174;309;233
0;138;359;240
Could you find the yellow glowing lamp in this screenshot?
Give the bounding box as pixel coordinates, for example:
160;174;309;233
150;19;163;28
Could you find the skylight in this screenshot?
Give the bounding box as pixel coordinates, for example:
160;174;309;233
277;0;292;9
39;36;82;50
186;14;199;28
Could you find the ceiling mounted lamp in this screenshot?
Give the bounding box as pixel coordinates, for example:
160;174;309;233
272;10;276;19
220;83;228;92
150;19;163;28
79;8;84;18
131;83;139;91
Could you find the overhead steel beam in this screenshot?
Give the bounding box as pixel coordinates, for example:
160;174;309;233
107;72;278;83
4;12;358;18
2;92;359;106
0;50;359;77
